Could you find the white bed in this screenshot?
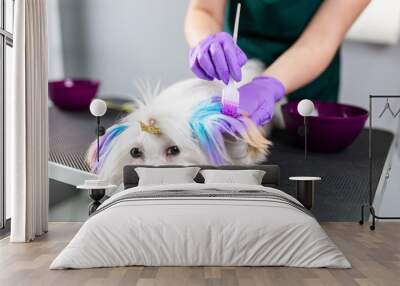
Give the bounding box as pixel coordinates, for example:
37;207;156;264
50;182;350;269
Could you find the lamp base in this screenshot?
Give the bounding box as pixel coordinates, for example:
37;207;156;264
88;188;105;215
296;181;314;210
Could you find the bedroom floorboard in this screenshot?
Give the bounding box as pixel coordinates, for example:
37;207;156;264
0;222;399;286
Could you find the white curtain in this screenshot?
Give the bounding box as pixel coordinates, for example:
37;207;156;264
7;0;49;242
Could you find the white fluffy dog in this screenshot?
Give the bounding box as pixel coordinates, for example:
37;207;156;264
87;60;281;188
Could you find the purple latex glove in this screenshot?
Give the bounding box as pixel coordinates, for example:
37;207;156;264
238;76;286;126
189;32;247;84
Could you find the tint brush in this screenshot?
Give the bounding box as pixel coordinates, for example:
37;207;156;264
221;3;241;117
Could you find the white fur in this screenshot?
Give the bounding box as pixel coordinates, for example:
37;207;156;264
92;60;274;190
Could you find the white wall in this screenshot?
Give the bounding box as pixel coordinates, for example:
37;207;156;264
48;0;64;80
341;41;400;132
57;0;191;98
52;0;400;132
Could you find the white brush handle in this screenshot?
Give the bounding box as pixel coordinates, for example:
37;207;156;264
230;2;241;89
222;2;241;108
232;3;241;44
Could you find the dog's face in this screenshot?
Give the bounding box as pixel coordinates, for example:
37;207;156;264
125;131;207;166
90;117;209;186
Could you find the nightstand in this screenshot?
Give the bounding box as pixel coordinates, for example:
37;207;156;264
289;177;321;210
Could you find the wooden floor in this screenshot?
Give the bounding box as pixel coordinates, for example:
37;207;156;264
0;222;399;286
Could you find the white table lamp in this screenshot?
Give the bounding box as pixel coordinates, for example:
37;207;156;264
297;99;315;160
89;99;107;162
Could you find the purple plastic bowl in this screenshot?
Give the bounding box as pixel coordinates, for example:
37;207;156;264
48;79;100;110
281;101;368;152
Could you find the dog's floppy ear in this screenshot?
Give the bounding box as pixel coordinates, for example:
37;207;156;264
86;123;128;173
190;97;270;165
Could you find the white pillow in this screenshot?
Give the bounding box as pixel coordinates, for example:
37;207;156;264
200;169;266;185
135;167;200;186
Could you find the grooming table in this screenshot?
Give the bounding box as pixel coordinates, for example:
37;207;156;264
49;106;126;186
49;107;393;220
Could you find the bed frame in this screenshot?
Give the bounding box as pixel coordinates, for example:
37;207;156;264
123;165;280;190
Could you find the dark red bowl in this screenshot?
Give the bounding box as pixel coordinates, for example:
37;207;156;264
48;79;100;110
281;101;369;152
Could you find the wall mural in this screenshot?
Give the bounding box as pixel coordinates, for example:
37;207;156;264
47;0;391;225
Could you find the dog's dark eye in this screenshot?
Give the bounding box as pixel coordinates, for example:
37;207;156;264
130;147;143;158
166;145;180;156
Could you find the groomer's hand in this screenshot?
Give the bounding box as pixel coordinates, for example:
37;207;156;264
238;76;286;126
189;32;247;84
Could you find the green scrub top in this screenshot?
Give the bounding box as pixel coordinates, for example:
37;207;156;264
225;0;340;101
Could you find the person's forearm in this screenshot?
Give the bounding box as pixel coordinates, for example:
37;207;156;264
263;37;340;94
185;0;226;48
264;0;370;94
185;9;221;47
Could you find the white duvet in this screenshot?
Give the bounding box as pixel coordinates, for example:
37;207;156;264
50;183;350;269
